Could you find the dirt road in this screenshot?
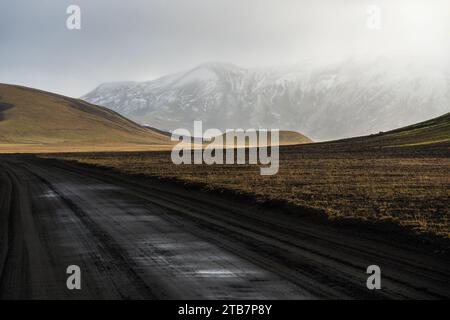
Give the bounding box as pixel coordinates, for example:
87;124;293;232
0;156;448;299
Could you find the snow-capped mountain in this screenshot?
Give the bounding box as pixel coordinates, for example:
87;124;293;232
82;58;450;141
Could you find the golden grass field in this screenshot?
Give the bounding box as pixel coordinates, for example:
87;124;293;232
2;83;449;239
0;143;175;154
46;140;450;239
44;112;450;238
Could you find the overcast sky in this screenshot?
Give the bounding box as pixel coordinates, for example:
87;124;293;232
1;0;449;97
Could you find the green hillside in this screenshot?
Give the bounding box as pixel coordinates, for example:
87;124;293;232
0;84;171;152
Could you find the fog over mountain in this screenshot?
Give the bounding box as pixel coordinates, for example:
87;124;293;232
82;57;450;141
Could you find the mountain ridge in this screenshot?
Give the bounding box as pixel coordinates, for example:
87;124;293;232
82;58;450;141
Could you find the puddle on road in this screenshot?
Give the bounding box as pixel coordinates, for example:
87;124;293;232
38;190;58;199
194;270;238;278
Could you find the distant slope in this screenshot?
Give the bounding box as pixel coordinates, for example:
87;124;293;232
276;131;313;145
372;112;450;147
141;125;172;137
218;130;312;147
0;84;171;152
322;112;450;150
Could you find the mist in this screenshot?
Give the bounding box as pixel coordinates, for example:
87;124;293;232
1;0;449;97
